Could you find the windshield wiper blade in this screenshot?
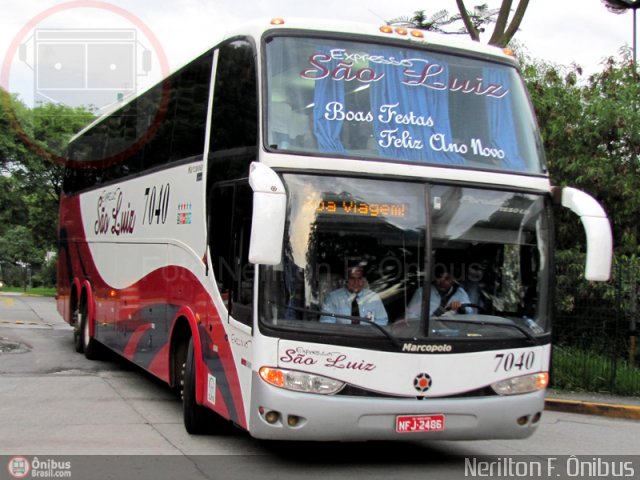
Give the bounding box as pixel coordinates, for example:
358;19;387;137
435;317;539;345
273;303;402;348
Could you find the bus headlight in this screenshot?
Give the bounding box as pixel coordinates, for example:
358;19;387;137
491;372;549;395
259;367;345;395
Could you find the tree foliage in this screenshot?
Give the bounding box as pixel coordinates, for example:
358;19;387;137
0;89;94;286
522;49;640;255
387;9;456;33
390;2;528;47
0;90;31;170
456;0;529;46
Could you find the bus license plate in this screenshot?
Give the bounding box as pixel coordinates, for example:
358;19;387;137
396;414;445;433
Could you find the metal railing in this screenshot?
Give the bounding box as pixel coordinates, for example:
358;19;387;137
552;260;640;396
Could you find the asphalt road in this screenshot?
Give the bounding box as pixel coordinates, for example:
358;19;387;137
1;293;639;480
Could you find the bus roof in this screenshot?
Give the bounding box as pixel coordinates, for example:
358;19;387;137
70;17;518;143
227;17;517;62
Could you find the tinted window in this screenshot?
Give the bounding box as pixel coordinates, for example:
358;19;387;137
209;181;254;326
265;36;545;174
63;50;213;193
208;39;258;185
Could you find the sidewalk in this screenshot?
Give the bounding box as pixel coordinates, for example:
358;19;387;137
545;388;640;420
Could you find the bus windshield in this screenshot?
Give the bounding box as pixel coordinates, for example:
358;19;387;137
260;174;551;345
265;36;544;174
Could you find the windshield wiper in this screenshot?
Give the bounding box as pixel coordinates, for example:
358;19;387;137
272;303;402;348
435;316;540;345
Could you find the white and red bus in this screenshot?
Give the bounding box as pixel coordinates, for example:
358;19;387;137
57;18;612;441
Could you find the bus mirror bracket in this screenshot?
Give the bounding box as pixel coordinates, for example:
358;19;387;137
248;162;286;265
553;186;612;281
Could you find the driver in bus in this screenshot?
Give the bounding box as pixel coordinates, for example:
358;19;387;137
406;265;473;319
319;266;388;326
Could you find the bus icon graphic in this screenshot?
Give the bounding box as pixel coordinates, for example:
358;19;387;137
19;29;151;109
7;456;30;479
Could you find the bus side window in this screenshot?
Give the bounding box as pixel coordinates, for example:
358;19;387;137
206;37;258;327
209;182;254;326
207;38;258;185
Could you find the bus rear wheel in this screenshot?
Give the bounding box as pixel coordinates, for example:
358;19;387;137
182;337;209;434
72;303;83;353
81;304;99;360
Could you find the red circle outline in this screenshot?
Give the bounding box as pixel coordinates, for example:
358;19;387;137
7;456;31;479
0;1;171;169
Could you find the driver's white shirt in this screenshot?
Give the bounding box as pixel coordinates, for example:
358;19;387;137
406;284;472;319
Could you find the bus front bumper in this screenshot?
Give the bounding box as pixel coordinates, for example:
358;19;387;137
248;373;546;441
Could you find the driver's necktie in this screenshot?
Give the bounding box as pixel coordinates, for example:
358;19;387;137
351;295;360;324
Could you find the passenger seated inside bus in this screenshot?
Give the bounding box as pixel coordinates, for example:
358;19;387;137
319;266;388;326
463;262;490;312
405;265;473;319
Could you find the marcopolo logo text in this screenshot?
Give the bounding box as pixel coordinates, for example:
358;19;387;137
402;343;453;353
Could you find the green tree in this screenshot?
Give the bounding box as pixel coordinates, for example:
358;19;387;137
390;1;529;47
450;3;501;37
0;89;31;170
389;4;500;37
0;89;94;283
522;52;640;365
0;225;43;289
0;175;28;238
16;102;94;249
523;51;640;256
388;10;456;32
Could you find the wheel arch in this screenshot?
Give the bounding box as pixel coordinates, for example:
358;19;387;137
169;307;205;404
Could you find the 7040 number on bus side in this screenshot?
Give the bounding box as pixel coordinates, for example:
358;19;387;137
143;183;171;225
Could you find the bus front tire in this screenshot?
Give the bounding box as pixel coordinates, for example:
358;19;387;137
182;337;209;434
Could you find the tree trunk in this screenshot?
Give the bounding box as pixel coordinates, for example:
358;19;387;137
496;0;530;47
455;0;530;47
455;0;481;41
488;0;514;46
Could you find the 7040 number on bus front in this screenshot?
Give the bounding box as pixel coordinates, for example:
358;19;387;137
494;351;535;372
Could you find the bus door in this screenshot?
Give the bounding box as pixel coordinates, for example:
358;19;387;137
208;180;255;408
209;180;255;328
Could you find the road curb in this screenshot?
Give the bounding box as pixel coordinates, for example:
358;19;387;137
545;397;640;420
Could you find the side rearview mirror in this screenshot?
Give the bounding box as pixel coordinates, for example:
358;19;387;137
554;186;612;281
248;162;286;265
